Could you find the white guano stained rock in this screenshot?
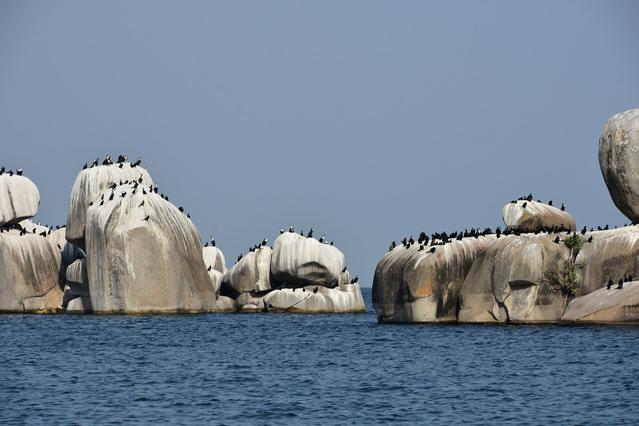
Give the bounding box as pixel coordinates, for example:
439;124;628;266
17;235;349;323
0;228;62;312
372;236;496;323
0;175;40;227
65;163;154;245
562;281;639;323
237;283;365;313
458;234;570;323
223;247;272;293
85;185;216;313
271;232;345;287
598;108;639;222
502;200;575;231
203;246;226;274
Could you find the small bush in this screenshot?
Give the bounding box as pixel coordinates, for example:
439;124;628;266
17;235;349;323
563;234;583;255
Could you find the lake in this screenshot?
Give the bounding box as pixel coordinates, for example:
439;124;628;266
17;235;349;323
1;288;638;425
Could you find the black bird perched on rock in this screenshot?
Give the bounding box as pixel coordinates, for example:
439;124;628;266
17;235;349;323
82;163;88;170
261;238;268;246
607;277;613;290
117;154;126;163
604;224;609;230
561;203;565;211
237;254;243;262
210;236;216;247
554;236;560;244
131;157;142;167
319;235;325;243
587;236;593;243
207;265;212;271
178;206;184;212
0;166;4;174
313;287;318;294
581;226;587;235
429;247;436;253
307;228;313;238
280;228;284;234
138;200;144;207
351;276;359;284
288;225;294;233
342;266;347;273
522;202;527;209
108;192;114;201
548;200;553;206
16;168;23;176
617;279;624;289
526;193;533;202
143;215;149;221
418;245;424;251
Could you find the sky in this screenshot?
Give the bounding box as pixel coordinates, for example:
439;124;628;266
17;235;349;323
1;0;638;286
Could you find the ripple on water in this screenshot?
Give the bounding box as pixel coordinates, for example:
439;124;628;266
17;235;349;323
1;289;638;425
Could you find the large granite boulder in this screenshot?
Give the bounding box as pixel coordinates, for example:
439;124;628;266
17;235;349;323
271;232;345;287
0;227;63;312
458;234;570;323
208;269;224;296
598;108;639;222
215;295;236;312
0;174;40;227
65;163;154;245
85;185;216;313
223;247;272;293
502;200;575;231
372;236;496;323
203;246;226;274
574;225;639;296
562;281;639;323
237;283;365;313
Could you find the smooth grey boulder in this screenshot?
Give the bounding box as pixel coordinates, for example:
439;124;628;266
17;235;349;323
502;200;575;231
223;247;272;293
85;185;216;313
271;232;345;287
574;225;639;296
458;234;570;323
237;283;365;313
598;108;639;221
65;163;154;245
0;175;40;227
372;236;496;323
0;227;63;312
203;246;226;274
562;281;639;323
215;295;236;312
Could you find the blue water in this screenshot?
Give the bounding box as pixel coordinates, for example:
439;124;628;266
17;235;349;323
1;288;638;425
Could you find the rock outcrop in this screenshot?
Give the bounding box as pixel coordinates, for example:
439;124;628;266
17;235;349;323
203;246;226;274
502;200;575;231
223;247;272;293
372;236;496;323
574;225;639;296
237;283;365;313
65;163;154;245
458;234;570;323
0;227;63;312
598;108;639;222
271;232;345;287
85;184;216;313
562;281;639;323
0;175;40;227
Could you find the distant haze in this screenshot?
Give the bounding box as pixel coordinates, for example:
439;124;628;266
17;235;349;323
1;1;638;286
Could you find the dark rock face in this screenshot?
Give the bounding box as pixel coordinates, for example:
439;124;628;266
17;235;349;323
372;237;495;323
598;108;639;222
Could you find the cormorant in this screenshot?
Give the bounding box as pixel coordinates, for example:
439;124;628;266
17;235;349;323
138;200;144;207
418;245;424;251
178;207;184;212
617;279;624;289
581;226;587;235
262;238;267;246
522;202;527;209
204;242;208;247
553;236;560;244
289;225;294;233
210;236;216;247
237;254;243;262
280;228;284;234
307;228;313;238
82;163;87;170
342;266;347;273
131;157;142;167
352;276;359;284
143;215;149;221
313;287;318;294
561;203;565;211
587;236;593;243
548;200;553;206
319;235;325;243
526;193;533;201
0;166;4;174
607;278;613;290
207;265;212;271
120;192;126;198
108;192;114;201
429;247;436;253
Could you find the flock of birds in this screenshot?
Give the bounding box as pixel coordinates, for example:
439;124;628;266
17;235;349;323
510;193;566;211
387;193;638;254
81;154;142;170
606;274;633;290
0;166;23;176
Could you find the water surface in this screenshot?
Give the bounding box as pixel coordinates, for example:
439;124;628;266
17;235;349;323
1;288;638;425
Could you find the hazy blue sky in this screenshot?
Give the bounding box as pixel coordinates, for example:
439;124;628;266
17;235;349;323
1;1;638;285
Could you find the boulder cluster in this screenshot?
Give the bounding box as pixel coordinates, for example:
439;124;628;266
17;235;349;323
0;156;364;314
373;107;639;324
